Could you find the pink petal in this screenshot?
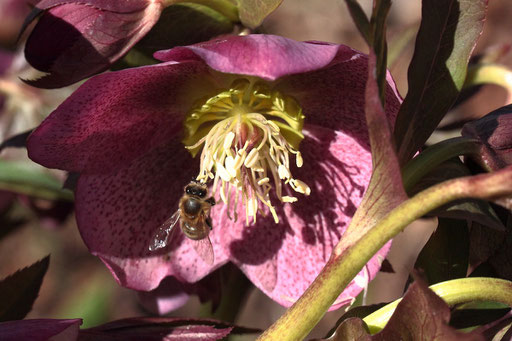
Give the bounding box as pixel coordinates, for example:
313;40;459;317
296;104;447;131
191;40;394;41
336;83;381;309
0;319;82;341
75;140;229;291
211;124;390;307
138;276;190;315
23;0;163;88
27;61;212;174
154;35;340;81
277;46;402;147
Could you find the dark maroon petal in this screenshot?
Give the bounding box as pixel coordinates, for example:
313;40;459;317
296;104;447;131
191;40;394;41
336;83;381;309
278;46;402;150
462;104;512;170
75;140;229;291
27;61;212;174
79;317;235;341
33;0;152;13
154;34;340;81
0;319;81;341
211;124;390;307
23;0;163;88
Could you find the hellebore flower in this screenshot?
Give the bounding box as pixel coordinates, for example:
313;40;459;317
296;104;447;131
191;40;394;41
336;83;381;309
21;0;164;88
27;34;401;308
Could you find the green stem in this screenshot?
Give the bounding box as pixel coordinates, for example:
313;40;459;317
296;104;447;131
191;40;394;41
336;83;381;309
166;0;239;22
257;166;512;341
401;136;481;192
464;63;512;92
363;277;512;334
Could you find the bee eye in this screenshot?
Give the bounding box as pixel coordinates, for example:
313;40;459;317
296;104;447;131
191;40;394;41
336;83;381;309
185;187;192;194
198;189;206;198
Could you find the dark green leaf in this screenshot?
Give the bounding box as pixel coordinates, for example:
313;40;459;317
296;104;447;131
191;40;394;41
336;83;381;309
394;0;488;165
134;3;234;57
369;0;391;103
343;0;371;43
0;256;50;321
237;0;283;29
415;218;469;284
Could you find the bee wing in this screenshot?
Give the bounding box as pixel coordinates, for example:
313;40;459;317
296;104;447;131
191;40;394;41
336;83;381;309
192;236;214;266
149;209;181;251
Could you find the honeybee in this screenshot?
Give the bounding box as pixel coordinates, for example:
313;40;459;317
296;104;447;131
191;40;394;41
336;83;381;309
149;181;216;265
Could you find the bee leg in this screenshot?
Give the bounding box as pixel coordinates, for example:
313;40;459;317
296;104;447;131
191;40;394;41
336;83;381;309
205;197;216;206
206;216;213;230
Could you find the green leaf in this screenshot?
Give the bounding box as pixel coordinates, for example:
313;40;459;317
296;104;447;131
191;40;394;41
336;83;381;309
237;0;283;29
0;256;50;322
0;160;73;201
371;280;484;340
415;218;469;285
394;0;488;165
132;3;234;59
364;278;512;334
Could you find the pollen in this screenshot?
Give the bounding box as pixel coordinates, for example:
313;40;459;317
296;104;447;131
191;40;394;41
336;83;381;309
183;78;310;224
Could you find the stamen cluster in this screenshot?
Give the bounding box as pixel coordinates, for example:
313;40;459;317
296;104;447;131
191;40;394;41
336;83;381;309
183;78;310;224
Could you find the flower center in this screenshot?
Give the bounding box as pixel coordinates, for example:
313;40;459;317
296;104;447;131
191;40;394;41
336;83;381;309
183;78;310;224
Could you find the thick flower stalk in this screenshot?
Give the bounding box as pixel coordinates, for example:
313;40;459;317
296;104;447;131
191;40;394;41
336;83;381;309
27;34;401;309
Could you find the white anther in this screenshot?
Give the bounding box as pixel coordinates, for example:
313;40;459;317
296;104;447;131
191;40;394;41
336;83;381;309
223;131;235;150
278;165;291;180
216;162;232;182
244;149;260;168
282;196;298;203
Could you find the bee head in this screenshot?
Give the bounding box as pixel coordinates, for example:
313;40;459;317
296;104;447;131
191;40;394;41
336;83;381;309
185;183;207;198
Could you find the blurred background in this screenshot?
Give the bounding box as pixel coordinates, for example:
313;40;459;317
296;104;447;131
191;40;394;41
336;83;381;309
1;0;511;339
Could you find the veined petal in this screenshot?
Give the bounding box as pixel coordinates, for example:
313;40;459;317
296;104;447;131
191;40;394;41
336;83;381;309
75;140;228;291
213;124;389;307
278;46;402;150
154;35;340;81
27;61;212;174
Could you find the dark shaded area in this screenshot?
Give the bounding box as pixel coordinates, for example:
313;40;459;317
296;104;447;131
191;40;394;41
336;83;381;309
0;129;32;152
0;255;49;322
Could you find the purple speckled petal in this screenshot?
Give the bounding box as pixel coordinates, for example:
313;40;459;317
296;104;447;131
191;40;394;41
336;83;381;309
277;45;402;149
0;319;82;341
75;140;229;291
23;0;163;88
209;124;390;307
27;61;212;174
154;35;340;81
